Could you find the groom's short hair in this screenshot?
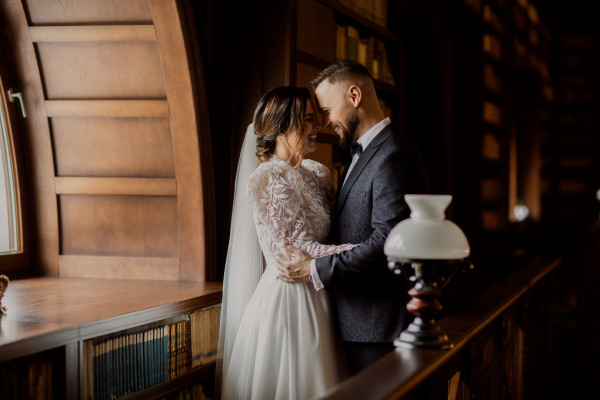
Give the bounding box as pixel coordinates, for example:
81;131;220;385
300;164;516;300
310;59;373;91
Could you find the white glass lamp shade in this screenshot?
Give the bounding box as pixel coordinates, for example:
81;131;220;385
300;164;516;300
384;195;470;260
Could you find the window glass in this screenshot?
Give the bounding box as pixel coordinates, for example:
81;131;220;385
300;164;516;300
0;100;17;253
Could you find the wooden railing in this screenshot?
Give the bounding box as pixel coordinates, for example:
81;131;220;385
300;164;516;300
319;256;561;399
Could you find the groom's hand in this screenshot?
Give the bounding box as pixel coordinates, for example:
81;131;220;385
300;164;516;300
275;245;312;283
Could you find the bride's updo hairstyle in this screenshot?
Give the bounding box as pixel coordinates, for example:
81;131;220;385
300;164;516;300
253;86;312;167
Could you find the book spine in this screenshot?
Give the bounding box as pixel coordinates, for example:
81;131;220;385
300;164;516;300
175;321;182;377
162;325;168;383
143;330;149;389
168;323;175;379
358;38;368;66
185;318;192;373
346;26;359;62
136;332;143;391
336;24;347;60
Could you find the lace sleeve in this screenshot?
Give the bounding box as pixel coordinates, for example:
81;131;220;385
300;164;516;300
304;240;356;259
248;164;356;260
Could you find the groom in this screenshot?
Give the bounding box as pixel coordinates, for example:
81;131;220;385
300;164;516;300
276;59;429;374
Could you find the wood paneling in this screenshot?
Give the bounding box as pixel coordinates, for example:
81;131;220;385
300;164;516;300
38;42;165;99
45;100;169;117
59;195;178;258
24;0;153;25
54;177;176;196
51;117;174;177
29;25;157;42
0;0;215;280
149;0;212;280
59;255;179;280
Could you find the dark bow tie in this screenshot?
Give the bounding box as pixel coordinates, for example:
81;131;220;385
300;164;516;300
350;142;363;157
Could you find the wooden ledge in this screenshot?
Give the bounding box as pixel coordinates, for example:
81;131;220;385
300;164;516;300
0;277;222;362
318;256;561;399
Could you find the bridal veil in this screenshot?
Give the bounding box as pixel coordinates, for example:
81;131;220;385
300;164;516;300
215;124;264;396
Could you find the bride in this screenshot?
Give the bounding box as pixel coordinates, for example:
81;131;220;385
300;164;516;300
217;86;357;399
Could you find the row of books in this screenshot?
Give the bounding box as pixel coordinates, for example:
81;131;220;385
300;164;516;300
338;0;388;27
336;24;396;86
190;303;220;368
84;305;221;400
87;325;170;399
0;353;53;400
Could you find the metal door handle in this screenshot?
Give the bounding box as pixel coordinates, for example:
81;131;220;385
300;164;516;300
7;88;27;118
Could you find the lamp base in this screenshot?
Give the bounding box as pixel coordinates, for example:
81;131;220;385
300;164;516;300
394;317;453;349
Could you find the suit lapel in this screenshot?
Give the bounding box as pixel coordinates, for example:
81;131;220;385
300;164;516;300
334;125;394;217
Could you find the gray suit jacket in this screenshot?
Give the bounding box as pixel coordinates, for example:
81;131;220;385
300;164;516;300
315;123;429;342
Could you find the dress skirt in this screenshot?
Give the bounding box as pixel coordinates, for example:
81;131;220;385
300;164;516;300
222;266;345;400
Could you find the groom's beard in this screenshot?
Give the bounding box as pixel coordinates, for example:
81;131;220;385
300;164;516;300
338;108;360;150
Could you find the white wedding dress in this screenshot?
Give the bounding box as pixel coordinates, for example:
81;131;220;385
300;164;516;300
221;156;356;400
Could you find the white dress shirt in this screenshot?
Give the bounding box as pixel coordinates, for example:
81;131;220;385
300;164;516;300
310;117;391;290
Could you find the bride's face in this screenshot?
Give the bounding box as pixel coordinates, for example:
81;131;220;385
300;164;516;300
290;99;320;157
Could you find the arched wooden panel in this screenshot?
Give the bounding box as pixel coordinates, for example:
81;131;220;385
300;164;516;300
0;0;215;281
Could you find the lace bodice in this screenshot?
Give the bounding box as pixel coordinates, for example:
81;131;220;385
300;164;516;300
247;157;355;270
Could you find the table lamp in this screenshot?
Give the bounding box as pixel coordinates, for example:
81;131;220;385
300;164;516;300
384;194;471;349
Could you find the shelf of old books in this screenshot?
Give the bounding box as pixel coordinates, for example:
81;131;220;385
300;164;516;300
0;276;222;400
82;305;220;400
296;0;397;88
543;32;596;225
294;0;399;189
316;0;395;41
480;0;509;231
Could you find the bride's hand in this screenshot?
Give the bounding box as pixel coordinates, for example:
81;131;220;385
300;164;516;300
275;245;312;283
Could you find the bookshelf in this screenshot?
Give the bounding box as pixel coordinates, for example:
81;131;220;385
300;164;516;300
0;278;221;400
543;32;597;228
505;0;550;228
476;0;551;231
394;0;556;242
292;0;399;181
0;347;65;399
481;0;509;231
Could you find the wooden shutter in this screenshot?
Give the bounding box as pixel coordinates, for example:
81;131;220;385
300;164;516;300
0;0;215;281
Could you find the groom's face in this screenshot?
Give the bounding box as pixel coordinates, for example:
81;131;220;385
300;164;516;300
315;80;359;150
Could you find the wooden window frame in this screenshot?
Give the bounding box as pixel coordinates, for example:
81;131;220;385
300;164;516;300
0;37;31;276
